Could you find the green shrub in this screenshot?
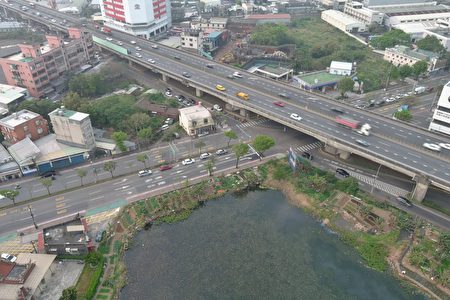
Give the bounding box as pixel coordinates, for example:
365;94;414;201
84;256;105;300
335;177;359;195
272;163;292;180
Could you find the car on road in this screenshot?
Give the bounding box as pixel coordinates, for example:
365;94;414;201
182;72;191;78
386;97;396;103
165;91;173;97
422;143;441;152
335;168;350;177
278;93;289;99
355;104;366;109
290;113;302;121
200;153;211;160
117;41;123;46
40;170;56;179
161;124;170;131
227;74;234;79
233;72;243;78
330;107;344;113
1;253;17;263
206;64;214;68
439;143;450;150
135;53;142;58
51;19;56;23
396;196;412;207
198;131;209;137
147;58;156;64
138;169;152;177
273;101;285;107
130;40;136;44
106;37;113;41
213;104;222;112
356;139;370;147
159;165;173;171
301;152;313;160
135;46;142;51
216;149;227;156
182;158;195;165
151;44;158;49
216;85;226;91
174;56;181;60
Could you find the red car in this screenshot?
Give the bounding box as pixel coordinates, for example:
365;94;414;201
159;165;173;171
273;101;285;107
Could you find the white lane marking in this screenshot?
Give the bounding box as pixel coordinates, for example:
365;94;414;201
145;178;153;183
157;181;166;186
147;184;155;188
155;176;162;180
89;196;104;202
114;185;130;191
88;190;103;195
113;178;128;185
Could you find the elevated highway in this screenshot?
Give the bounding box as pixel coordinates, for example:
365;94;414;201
2;0;450;201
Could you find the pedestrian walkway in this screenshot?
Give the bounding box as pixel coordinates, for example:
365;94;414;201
294;141;323;153
236;119;271;128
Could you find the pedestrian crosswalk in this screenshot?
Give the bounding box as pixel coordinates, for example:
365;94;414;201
294;141;324;153
236;119;271;128
344;169;409;197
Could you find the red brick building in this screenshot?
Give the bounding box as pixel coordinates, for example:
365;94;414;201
0;28;94;98
0;109;48;144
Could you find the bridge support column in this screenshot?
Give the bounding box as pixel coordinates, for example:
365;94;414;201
324;145;338;155
412;175;429;203
240;108;249;118
162;74;168;82
338;150;351;160
128;60;133;67
195;88;203;97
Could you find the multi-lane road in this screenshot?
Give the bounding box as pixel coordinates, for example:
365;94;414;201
2;0;450;192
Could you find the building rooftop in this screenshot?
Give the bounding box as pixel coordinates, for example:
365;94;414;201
209;17;228;24
375;4;450;17
296;70;344;86
0;109;41;129
322;10;364;25
0;144;20;174
0;84;28;106
49;107;89;121
386;45;439;61
33;134;87;163
330;61;353;71
5;44;52;62
43;219;87;246
245;13;291;20
7;137;41;166
179;105;212;121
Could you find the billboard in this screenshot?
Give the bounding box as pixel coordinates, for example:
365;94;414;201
92;36;129;56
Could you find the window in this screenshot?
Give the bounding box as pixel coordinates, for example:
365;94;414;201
203;118;208;124
37;127;43;134
135;4;140;9
23;125;28;131
35;120;41;125
192;120;197;126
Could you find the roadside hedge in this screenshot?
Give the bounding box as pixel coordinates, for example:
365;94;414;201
84;255;105;300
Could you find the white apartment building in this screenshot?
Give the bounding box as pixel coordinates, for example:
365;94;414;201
49;106;96;150
344;1;384;24
429;81;450;136
384;45;444;72
321;10;366;33
179;105;214;136
394;22;450;51
100;0;171;39
180;29;203;50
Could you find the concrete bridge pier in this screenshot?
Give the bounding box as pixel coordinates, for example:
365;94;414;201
411;175;429;203
240;108;249;118
324;144;351;159
324;145;338;155
128;60;133;67
195;88;203;97
338;150;351;159
162;74;168;82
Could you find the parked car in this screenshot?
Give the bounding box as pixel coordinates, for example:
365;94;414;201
301;152;313;160
290;113;302;121
438;143;450;150
200;153;211;160
1;253;17;263
213;104;222;112
182;158;195;165
95;230;105;242
165;91;173;97
216;149;227;156
335;168;350;177
198;131;209;137
396;196;412;207
159;165;173;171
165;118;173;125
138;169;152;177
161;124;170;131
40;170;56;179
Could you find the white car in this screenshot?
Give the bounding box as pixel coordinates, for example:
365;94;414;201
386;97;396;103
165;91;173;97
148;58;156;64
135;46;142;51
138;170;152;177
213;104;222;112
422;143;441;152
233;72;243;78
216;149;227;156
182;158;195;165
151;44;158;49
135;53;142;58
200;152;211;160
438;143;450;150
51;19;56;23
161;124;170;131
290;113;302;121
1;253;17;263
106;37;113;41
117;41;123;46
130;40;136;44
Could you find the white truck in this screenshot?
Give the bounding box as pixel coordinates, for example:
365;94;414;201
414;86;426;95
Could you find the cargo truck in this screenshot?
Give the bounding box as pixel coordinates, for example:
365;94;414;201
335;116;371;136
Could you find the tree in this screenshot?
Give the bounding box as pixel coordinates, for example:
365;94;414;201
127;113;151;149
85;251;103;266
252;135;275;160
103;161;117;178
232;143;249;169
307;174;327;193
398;65;412;80
412;60;428;79
137;127;153;146
370;29;410;50
416;35;446;55
394;110;412;122
112;131;128;153
224;130;238;147
92;167;99;183
17;99;59;120
60;287;77;300
195;140;206;155
39;178;53;195
76;168;87;186
62;92;87;111
204;157;216;176
338;77;354;98
136;153;149;169
0;189;20;206
335;177;359;195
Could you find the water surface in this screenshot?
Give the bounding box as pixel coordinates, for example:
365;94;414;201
121;190;424;300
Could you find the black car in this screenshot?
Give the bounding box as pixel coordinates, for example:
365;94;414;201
301;152;313;160
331;107;344;114
182;72;191;78
396;196;413;207
174;56;181;60
40;170;56;179
206;64;214;68
335;168;350;177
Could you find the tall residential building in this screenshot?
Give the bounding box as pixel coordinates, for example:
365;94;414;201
0;109;48;144
429;81;450;136
0;28;94;98
100;0;172;39
49;106;95;150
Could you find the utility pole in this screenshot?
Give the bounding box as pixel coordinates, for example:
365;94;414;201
28;205;38;229
371;164;382;194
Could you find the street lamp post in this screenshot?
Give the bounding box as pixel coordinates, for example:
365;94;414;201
371;164;382;194
28;205;38;229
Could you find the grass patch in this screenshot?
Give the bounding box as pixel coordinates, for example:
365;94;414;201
157;209;192;224
422;200;450;217
75;255;105;300
96;295;109;299
99;288;111;293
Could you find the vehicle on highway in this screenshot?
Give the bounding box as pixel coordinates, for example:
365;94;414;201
130;40;136;44
227;74;234;79
439;143;450;150
356;139;370;147
278;93;289;98
151;44;158;49
147;58;156;64
174;56;181;60
206;64;214;68
135;46;142;51
117;41;123;46
216;149;227;156
396;196;413;207
1;253;17;263
161;124;170;131
335;116;371;136
290;113;302;121
213;104;222;112
216;85;226;91
51;19;56;23
14;184;21;190
200;152;211;160
422;143;441;152
330;107;344;113
355;104;366;109
135;53;142;58
182;158;195;165
198;131;209;137
40;170;56;179
138;169;152;177
233;72;243;78
106;37;113;41
335;168;350;178
236;92;249;101
273;101;285;107
301;152;313;160
182;72;191;78
159;165;173;171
